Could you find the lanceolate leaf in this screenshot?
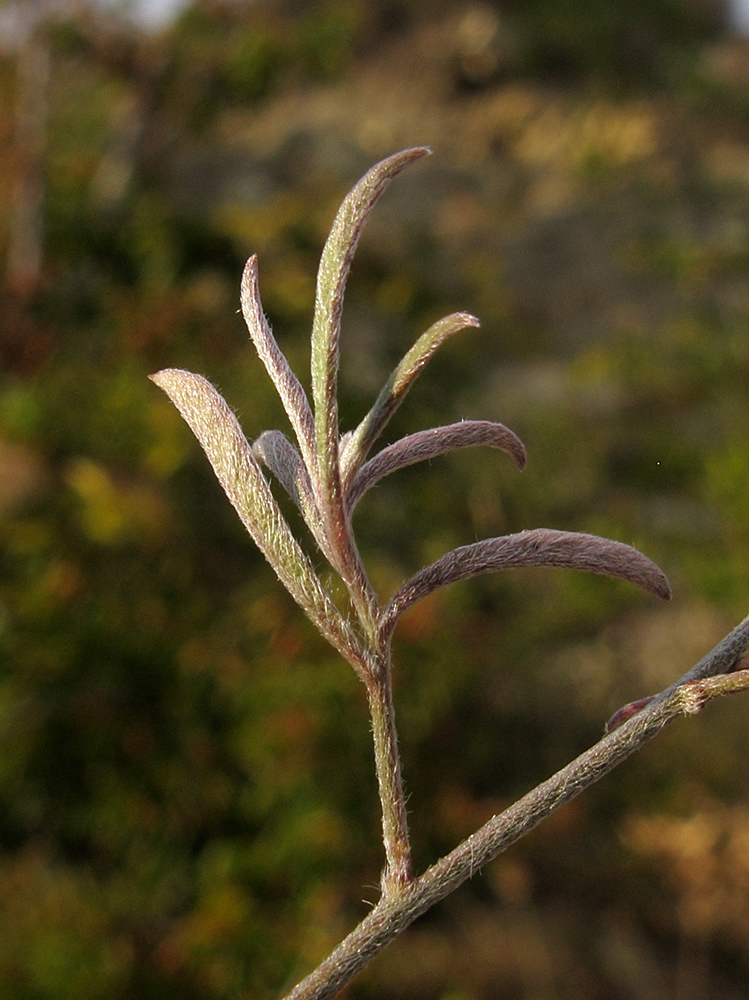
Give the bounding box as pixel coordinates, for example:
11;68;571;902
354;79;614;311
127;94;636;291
310;147;431;548
252;429;313;512
380;528;672;641
252;429;331;560
340;311;480;487
149;369;360;661
241;256;317;478
346;420;526;514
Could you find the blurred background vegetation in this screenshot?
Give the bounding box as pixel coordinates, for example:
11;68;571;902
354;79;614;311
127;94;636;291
2;0;749;997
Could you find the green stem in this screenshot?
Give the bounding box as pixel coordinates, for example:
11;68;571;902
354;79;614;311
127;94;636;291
281;665;749;1000
367;653;412;892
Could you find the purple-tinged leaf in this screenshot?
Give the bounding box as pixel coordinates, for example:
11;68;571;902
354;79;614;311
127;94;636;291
341;312;480;487
310;148;430;562
605;633;749;733
252;429;310;509
380;528;671;642
149;369;360;661
253;429;332;561
241;257;317;477
605;695;656;733
346;420;526;514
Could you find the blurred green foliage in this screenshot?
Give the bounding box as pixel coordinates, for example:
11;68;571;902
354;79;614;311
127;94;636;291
1;1;749;998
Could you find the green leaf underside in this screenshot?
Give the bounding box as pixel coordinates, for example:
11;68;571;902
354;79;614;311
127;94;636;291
149;369;361;662
341;311;481;488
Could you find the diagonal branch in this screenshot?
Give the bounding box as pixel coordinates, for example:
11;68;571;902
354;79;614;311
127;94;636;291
281;656;749;1000
606;611;749;731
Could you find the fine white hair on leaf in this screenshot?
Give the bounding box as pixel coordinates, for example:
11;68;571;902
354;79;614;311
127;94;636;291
346;420;526;514
380;528;671;641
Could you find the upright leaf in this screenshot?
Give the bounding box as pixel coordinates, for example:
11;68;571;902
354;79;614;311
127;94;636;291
310;147;431;558
341;311;480;486
150;369;360;663
241;256;317;479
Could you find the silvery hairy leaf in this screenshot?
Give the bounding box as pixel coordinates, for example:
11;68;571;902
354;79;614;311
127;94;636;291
346;420;526;514
252;429;331;560
310;147;431;528
380;528;672;641
149;369;360;660
340;312;480;487
241;256;317;479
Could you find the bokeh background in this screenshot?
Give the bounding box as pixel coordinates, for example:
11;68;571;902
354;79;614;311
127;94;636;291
3;1;749;997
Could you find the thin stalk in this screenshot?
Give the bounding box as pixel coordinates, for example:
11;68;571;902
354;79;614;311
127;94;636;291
281;647;749;1000
366;652;412;892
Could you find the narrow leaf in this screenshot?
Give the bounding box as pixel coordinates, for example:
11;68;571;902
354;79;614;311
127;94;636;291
380;528;671;641
252;429;310;509
253;429;332;560
310;147;431;547
346;420;526;514
241;256;317;477
341;312;480;486
149;369;359;659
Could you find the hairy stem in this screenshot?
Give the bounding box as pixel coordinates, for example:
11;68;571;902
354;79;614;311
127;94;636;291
281;620;749;1000
366;653;412;892
606;612;749;731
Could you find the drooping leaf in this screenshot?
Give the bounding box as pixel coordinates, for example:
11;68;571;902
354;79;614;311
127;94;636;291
340;311;480;487
380;528;671;641
346;420;526;514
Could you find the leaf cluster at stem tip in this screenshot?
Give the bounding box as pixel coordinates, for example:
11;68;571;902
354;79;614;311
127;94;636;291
149;147;671;684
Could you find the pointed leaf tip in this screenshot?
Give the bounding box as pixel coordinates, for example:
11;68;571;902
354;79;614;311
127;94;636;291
148;367;362;662
238;254;316;472
341;311;484;483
